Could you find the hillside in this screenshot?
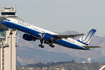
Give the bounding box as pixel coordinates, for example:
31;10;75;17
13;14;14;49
20;62;103;70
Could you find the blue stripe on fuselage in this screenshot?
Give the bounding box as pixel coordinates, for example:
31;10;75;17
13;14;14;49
2;20;42;38
55;40;87;50
2;20;87;50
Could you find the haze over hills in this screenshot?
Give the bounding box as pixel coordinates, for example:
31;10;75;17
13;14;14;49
16;30;105;66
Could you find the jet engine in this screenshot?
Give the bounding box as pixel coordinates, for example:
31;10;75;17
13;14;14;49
23;34;37;41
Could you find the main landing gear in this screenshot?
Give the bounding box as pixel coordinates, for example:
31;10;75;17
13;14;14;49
39;40;44;48
49;40;55;48
49;43;55;48
39;40;55;48
39;44;44;48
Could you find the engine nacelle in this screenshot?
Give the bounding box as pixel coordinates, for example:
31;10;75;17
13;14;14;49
23;34;37;41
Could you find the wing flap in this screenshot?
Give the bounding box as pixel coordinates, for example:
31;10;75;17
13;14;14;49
53;34;84;38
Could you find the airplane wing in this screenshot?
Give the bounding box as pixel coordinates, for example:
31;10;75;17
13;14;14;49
83;46;101;48
53;34;84;38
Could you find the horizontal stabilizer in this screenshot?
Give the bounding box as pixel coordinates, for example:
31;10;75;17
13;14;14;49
83;46;101;48
53;34;84;38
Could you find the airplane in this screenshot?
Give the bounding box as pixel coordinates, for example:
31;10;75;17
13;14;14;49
0;18;100;50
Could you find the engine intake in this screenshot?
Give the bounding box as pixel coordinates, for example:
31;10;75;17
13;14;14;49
23;34;37;41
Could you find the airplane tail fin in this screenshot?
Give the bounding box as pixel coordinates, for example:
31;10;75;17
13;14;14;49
77;29;96;45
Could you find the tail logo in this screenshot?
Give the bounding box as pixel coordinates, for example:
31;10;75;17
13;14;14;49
77;29;96;45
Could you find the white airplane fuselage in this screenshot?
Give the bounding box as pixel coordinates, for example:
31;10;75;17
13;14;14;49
1;18;88;50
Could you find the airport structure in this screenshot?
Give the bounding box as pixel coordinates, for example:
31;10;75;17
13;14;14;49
0;7;23;70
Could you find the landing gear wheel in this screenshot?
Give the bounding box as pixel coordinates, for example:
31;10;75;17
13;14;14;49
39;44;44;48
39;39;45;48
41;45;44;48
39;44;41;47
49;44;52;46
51;45;55;48
49;44;55;48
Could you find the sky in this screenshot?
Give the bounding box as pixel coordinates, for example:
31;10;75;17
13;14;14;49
0;0;105;37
